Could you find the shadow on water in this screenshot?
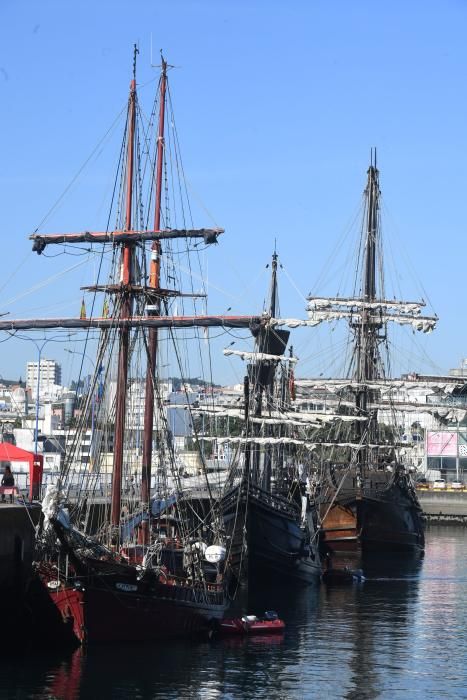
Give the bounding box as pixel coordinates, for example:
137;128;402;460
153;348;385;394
361;550;424;580
0;582;322;700
9;535;467;698
321;556;422;700
1;564;421;700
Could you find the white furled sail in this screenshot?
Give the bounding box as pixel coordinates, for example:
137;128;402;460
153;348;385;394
223;348;298;363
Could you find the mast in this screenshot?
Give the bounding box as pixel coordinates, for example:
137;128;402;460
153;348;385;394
110;49;138;533
261;251;278;490
269;250;278;319
249;251;284;488
355;149;381;470
140;56;167;543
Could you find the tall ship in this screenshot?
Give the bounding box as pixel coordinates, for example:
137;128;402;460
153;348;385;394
302;153;436;561
0;50;263;644
220;252;321;587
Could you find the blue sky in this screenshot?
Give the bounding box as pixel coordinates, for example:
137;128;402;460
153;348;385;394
1;0;466;386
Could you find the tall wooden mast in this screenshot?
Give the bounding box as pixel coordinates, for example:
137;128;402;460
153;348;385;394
139;57;167;543
110;50;138;532
260;251;279;492
355;149;381;469
248;251;287;487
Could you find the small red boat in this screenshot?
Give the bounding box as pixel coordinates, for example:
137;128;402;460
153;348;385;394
219;611;285;636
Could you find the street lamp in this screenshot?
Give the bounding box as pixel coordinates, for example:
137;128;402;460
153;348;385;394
31;335;64;456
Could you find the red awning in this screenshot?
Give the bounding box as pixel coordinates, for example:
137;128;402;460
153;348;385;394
0;442;37;462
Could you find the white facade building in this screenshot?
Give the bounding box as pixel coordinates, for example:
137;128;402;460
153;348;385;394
26;359;62;400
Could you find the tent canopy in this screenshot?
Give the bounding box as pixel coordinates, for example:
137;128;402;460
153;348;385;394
0;442;38;462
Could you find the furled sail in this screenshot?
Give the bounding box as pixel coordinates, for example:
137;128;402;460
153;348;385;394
223;348;298;363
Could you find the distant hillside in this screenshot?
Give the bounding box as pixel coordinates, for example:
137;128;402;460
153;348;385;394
169;377;221;391
0;378;25;388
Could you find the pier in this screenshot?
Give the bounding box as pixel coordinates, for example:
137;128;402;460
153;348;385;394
417;489;467;523
0;502;40;592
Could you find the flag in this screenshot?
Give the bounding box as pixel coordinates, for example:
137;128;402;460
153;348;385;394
80;298;86;319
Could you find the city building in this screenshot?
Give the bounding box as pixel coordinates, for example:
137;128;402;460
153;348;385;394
26;359;62;400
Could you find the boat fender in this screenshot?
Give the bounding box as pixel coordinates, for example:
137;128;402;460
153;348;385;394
242;615;258;624
205;545;226;563
47;580;61;589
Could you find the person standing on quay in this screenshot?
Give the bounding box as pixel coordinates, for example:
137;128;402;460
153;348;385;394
1;465;15;503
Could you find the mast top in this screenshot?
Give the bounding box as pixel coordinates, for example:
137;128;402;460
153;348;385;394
268;249;279;318
160;51;167;75
132;43;139;82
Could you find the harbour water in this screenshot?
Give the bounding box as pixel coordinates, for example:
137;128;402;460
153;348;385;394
1;525;466;699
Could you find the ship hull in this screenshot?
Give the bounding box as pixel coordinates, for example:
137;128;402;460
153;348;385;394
223;484;321;586
37;565;226;644
319;469;425;558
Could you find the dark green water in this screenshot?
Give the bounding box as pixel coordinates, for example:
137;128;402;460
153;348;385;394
1;526;466;699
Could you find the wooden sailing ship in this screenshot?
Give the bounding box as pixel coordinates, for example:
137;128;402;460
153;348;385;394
220;253;321;586
0;50;265;644
303;152;435;561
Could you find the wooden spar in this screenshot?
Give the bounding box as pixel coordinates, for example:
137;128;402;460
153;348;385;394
0;314;263;331
111;73;137;532
30;228;223;252
80;284;206;299
140;57;167;543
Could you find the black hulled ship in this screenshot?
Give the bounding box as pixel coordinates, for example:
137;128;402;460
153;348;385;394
304;153;434;562
221;253;321;587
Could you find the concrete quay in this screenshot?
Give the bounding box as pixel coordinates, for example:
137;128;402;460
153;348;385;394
0;502;40;593
0;501;41;644
417;489;467;523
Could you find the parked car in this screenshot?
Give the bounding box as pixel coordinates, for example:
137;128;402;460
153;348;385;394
433;479;447;489
450;481;465;490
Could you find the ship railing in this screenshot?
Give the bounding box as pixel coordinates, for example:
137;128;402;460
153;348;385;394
157;574;225;604
247;483;300;518
222;480;300;518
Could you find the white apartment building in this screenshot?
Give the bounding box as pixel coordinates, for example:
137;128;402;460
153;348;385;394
26;359;62;400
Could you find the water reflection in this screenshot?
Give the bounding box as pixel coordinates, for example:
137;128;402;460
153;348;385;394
4;529;467;699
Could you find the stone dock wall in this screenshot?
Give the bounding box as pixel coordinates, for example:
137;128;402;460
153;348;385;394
417;490;467;523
